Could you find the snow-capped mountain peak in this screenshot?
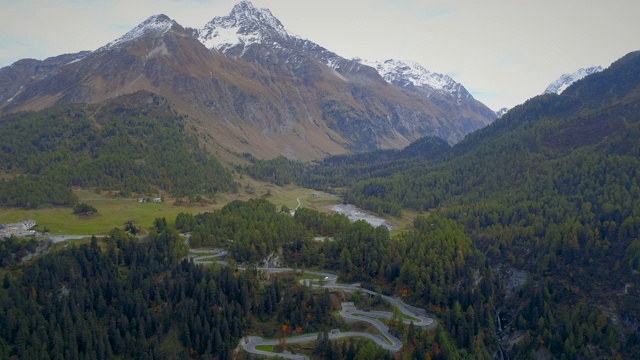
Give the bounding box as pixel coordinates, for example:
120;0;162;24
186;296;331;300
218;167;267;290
544;66;604;95
356;58;471;104
198;0;292;52
101;14;176;50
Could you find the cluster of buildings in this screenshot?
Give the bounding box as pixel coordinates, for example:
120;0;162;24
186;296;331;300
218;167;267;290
0;219;37;238
138;197;163;203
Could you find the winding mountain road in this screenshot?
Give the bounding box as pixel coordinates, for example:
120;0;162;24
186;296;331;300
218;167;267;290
185;241;435;358
237;270;432;355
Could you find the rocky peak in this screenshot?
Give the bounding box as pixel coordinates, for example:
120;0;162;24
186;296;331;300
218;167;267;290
197;0;291;53
99;14;178;50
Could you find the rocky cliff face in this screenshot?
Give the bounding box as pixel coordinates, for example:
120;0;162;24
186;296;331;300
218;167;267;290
0;1;496;160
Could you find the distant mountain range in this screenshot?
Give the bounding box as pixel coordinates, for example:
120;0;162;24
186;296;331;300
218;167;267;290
0;1;495;160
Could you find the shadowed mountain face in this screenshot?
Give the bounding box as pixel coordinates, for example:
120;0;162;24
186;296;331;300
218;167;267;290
0;1;495;160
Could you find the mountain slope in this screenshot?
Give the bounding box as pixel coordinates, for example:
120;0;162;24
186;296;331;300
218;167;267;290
0;52;89;106
0;91;237;208
194;1;495;149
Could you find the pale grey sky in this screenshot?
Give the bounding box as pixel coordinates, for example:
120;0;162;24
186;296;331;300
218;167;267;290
1;0;638;110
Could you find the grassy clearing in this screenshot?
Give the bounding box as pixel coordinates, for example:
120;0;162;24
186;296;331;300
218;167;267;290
188;250;219;256
294;271;326;283
255;344;274;352
219;177;341;213
399;312;421;323
387;208;423;236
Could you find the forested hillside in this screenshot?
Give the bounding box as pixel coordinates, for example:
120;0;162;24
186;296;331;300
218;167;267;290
243;136;450;195
0;91;237;208
338;51;640;358
0;218;390;359
176;198;498;358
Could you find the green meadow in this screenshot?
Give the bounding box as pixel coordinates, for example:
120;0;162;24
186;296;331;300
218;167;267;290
0;191;216;235
0;185;346;235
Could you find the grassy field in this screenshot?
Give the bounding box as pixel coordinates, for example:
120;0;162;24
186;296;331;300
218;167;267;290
219;177;342;212
0;180;342;235
255;345;274;352
0;176;419;236
0;189;220;235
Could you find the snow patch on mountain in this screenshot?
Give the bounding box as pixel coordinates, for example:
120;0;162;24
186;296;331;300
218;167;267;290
360;59;451;89
544;66;603;95
100;14;176;50
198;0;293;52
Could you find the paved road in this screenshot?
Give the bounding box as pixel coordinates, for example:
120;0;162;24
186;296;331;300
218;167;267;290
187;248;228;266
242;297;432;358
301;273;433;327
49;235;95;243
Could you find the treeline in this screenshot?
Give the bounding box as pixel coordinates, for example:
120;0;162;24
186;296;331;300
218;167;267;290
0;92;237;208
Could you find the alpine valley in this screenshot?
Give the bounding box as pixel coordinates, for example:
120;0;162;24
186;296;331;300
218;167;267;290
1;2;639;360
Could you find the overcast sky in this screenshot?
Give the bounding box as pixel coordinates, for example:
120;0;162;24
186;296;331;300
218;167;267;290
1;0;639;110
